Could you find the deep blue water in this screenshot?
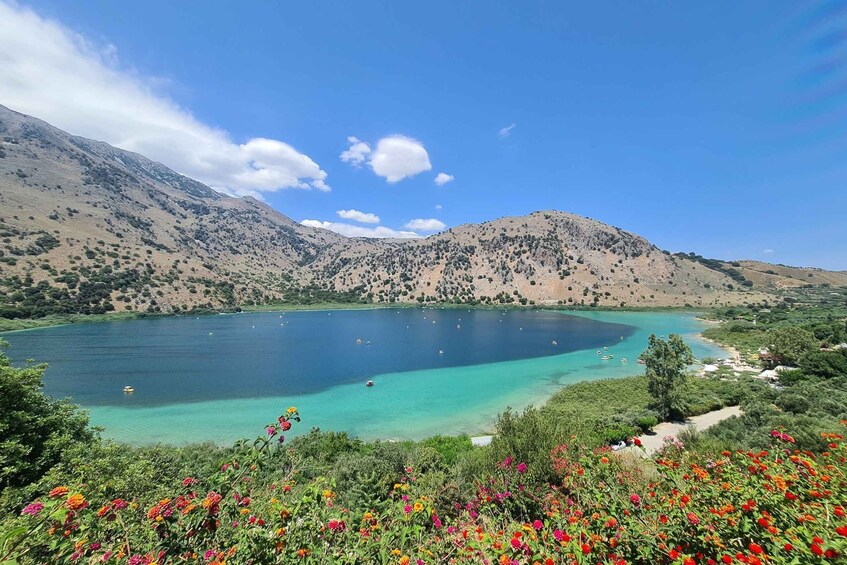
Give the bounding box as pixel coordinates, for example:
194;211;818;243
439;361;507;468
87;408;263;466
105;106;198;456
4;308;634;407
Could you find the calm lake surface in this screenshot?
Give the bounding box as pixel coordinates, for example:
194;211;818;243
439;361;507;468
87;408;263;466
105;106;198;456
3;309;726;444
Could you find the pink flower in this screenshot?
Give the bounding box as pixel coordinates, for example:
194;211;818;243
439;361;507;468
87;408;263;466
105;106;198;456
432;514;442;528
21;502;44;516
630;494;642;506
500;456;513;469
770;429;781;437
404;504;413;514
516;462;527;474
266;426;276;436
182;477;194;487
280;419;292;431
277;435;286;444
687;511;700;525
204;550;216;560
532;519;543;530
327;519;346;532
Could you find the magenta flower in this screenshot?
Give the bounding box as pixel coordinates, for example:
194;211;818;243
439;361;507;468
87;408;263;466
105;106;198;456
266;426;276;436
204;550;216;560
630;493;642;506
432;514;442;528
403;504;413;514
21;502;44;516
532;519;543;530
516;462;527;474
499;456;513;469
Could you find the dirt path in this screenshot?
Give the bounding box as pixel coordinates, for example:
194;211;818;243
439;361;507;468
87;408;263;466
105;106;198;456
635;406;742;455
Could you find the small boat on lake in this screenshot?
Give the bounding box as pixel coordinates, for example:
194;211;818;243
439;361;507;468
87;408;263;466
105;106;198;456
366;380;374;387
123;385;134;393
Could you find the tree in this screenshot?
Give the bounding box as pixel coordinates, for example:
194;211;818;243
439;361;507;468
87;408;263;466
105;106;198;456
642;334;694;420
766;326;818;368
0;339;94;493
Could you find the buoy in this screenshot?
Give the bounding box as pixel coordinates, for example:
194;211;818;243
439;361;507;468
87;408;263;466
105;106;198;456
356;338;363;345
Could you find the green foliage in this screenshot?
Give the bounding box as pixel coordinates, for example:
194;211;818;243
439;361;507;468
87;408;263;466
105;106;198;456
765;326;818;368
798;349;847;379
642;334;695;420
0;340;94;494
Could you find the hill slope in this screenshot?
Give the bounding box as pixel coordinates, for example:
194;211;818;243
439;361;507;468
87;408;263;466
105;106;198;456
1;104;836;316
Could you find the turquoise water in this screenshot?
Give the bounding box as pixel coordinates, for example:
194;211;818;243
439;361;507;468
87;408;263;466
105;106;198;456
2;310;725;444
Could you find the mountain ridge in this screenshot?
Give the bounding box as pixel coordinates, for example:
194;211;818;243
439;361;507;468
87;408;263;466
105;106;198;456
1;104;844;317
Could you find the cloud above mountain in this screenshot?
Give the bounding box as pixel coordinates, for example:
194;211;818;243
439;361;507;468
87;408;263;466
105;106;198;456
0;1;329;198
341;135;432;183
337;209;380;224
301;219;419;238
404;218;446;231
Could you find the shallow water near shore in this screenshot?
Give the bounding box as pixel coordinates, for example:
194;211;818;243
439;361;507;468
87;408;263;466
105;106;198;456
3;309;725;444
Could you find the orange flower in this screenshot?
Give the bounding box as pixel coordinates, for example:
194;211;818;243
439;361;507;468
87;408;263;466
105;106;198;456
66;493;87;511
48;486;69;498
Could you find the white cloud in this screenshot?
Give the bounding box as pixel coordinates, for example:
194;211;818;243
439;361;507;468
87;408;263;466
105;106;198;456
336;209;380;224
404;218;446;232
498;123;516;138
369;135;432;183
339;136;371;166
763;249;774;254
435;204;443;210
0;2;329;196
434;172;454;186
301;219;419;239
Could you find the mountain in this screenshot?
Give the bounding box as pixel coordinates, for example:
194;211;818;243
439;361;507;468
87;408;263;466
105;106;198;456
0;104;842;317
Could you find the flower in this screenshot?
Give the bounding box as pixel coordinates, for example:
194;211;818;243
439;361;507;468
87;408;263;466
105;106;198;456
280;419;292;431
634;437;642;447
516;462;527;474
49;486;69;498
66;493;88;511
749;542;763;555
630;494;641;506
532;519;543;530
21;502;44;516
287;407;297;414
327;519;346;532
267;426;276;436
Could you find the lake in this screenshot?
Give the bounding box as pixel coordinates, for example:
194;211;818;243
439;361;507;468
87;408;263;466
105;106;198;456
2;308;726;444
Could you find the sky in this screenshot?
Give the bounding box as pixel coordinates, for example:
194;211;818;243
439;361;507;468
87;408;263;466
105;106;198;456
0;1;846;269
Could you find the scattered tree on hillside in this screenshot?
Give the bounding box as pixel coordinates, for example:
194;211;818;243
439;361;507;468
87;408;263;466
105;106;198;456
642;334;694;420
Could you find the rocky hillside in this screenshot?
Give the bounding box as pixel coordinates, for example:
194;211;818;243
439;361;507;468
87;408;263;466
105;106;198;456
0;104;837;317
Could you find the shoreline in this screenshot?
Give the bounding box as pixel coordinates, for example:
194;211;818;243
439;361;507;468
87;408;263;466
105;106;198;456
1;302;713;334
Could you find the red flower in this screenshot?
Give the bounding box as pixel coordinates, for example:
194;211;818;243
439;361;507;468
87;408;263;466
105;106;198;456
721;555;733;564
630;494;642;506
749;543;763;555
582;543;591;555
811;544;823;557
687;512;700;526
837;525;847;537
783;544;793;551
684;558;696;565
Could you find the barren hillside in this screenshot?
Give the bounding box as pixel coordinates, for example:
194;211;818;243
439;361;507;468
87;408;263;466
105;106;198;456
1;105;836;317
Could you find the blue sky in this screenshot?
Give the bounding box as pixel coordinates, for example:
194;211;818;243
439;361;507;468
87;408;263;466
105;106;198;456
1;1;846;269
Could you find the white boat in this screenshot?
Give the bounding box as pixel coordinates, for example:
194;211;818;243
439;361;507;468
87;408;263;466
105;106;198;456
366;380;374;387
123;386;134;393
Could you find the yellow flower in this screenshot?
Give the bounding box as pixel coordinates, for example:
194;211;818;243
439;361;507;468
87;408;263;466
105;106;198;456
287;407;297;414
413;502;424;512
323;490;334;499
399;556;410;565
391;549;402;556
